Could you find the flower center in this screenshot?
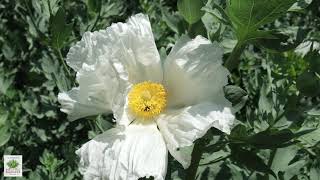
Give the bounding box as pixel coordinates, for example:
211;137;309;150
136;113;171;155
128;81;167;119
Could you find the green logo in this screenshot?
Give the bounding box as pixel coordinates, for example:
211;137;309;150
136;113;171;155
7;160;19;169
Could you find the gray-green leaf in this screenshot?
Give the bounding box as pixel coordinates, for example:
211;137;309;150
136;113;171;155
0;126;11;146
177;0;205;24
226;0;297;40
49;8;72;50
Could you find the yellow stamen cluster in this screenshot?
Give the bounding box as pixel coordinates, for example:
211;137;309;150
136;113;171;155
128;81;167;119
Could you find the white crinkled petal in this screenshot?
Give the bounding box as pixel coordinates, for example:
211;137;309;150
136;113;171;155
58;87;112;121
66;13;162;83
164;35;230;108
76;122;168;180
58;57;128;121
76;128;122;180
59;14;163;122
107;14;163;83
156;102;234;168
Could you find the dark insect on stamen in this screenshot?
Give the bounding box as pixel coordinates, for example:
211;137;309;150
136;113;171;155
144;106;151;112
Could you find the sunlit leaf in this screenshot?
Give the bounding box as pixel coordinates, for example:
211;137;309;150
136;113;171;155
177;0;205;24
0;126;11;146
226;0;297;40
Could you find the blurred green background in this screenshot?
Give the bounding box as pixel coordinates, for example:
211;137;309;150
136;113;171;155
0;0;320;179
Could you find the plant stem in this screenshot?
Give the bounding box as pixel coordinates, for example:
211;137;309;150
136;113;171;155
225;41;246;71
90;6;101;31
47;0;53;15
95;119;104;133
57;48;71;78
187;24;193;38
273;112;285;125
265;148;277;180
267;149;277;168
199;155;231;166
186;139;206;180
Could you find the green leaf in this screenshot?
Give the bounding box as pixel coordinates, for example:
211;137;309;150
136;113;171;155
4;146;14;155
56;66;71;91
247;128;316;149
258;83;273;114
188;20;207;38
208;23;223;42
270;145;299;176
289;0;313;11
230;146;277;178
308;107;320;116
296;71;320;97
0;110;8;127
22;99;39;116
281;160;307;179
201;3;231;25
0;73;14;95
0;126;11;146
298;128;320;147
49;8;72;50
86;0;101;13
224;85;248;108
245;30;278;42
254;29;307;52
248;129;295;149
230;124;248;142
226;0;297;40
310;163;320;180
162;8;185;34
294;128;317;138
305;48;320;73
177;0;205;24
200;150;229;166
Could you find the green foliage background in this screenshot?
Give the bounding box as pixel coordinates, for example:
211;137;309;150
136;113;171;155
0;0;319;179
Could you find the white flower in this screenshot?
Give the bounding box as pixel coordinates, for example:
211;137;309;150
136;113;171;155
58;13;235;180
